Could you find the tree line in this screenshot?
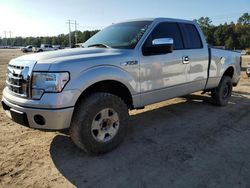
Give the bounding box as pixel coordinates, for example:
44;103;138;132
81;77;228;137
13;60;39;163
0;30;99;47
0;13;249;50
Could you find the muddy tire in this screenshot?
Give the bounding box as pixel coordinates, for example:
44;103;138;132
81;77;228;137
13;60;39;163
70;92;129;154
211;76;233;106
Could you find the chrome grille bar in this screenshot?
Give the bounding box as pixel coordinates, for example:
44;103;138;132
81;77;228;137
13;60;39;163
6;64;30;98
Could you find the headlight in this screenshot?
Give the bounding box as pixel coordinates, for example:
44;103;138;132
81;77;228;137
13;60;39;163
32;72;70;99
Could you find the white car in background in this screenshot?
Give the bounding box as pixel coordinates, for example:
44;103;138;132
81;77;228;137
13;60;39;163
32;44;58;52
21;45;33;53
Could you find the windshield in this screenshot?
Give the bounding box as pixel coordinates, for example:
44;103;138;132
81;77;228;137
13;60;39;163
83;21;152;49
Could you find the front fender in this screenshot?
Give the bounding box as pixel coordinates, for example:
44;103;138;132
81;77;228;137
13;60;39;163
66;65;140;105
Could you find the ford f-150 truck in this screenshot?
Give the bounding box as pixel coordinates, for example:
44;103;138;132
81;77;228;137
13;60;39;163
1;18;241;154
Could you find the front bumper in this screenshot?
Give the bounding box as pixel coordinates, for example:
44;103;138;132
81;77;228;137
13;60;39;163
2;96;74;130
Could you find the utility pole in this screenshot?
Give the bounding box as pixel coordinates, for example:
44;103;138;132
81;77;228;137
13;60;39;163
66;20;72;47
3;30;7;46
9;31;12;46
74;20;79;45
66;20;79;47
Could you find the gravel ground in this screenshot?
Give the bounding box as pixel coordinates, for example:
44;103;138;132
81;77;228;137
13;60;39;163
0;49;250;188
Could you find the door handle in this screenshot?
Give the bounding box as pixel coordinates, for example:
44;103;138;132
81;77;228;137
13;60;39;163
121;60;138;66
182;56;190;64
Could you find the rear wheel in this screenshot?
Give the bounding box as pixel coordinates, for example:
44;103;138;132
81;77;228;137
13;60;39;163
70;92;128;154
211;76;233;106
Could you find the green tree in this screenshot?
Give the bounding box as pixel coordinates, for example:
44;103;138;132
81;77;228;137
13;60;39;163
195;17;215;45
237;13;250;25
225;36;234;49
196;17;212;28
82;31;91;42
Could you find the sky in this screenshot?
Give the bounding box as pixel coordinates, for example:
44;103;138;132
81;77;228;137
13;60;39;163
0;0;249;37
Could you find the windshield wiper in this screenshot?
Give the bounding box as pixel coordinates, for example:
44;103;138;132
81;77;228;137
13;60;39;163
88;43;111;48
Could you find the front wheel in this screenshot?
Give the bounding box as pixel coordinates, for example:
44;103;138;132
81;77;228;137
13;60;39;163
211;76;233;106
70;92;128;154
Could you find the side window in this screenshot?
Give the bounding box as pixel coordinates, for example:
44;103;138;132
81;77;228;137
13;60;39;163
145;22;184;50
180;23;203;49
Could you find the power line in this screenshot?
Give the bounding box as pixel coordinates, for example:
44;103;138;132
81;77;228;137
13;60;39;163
209;11;250;19
78;25;105;29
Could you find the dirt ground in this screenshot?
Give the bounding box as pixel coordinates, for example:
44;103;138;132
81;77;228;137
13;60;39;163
0;49;250;188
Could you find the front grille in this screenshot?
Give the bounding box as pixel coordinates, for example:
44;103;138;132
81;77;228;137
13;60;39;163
6;64;31;98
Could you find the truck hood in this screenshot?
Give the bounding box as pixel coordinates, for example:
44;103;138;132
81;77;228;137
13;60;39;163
14;47;133;71
15;47;122;62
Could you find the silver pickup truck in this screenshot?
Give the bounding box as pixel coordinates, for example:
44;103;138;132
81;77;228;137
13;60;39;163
2;18;241;154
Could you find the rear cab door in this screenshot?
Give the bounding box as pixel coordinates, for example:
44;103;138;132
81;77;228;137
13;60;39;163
179;23;209;92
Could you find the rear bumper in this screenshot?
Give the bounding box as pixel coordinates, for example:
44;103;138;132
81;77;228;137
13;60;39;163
247;68;250;76
2;96;74;130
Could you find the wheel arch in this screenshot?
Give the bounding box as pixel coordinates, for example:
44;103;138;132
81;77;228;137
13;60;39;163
223;66;234;78
76;80;134;109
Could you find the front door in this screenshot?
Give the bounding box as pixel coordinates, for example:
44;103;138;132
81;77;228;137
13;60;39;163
139;22;189;106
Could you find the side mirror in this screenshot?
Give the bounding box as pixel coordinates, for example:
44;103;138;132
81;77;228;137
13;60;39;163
143;38;174;56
